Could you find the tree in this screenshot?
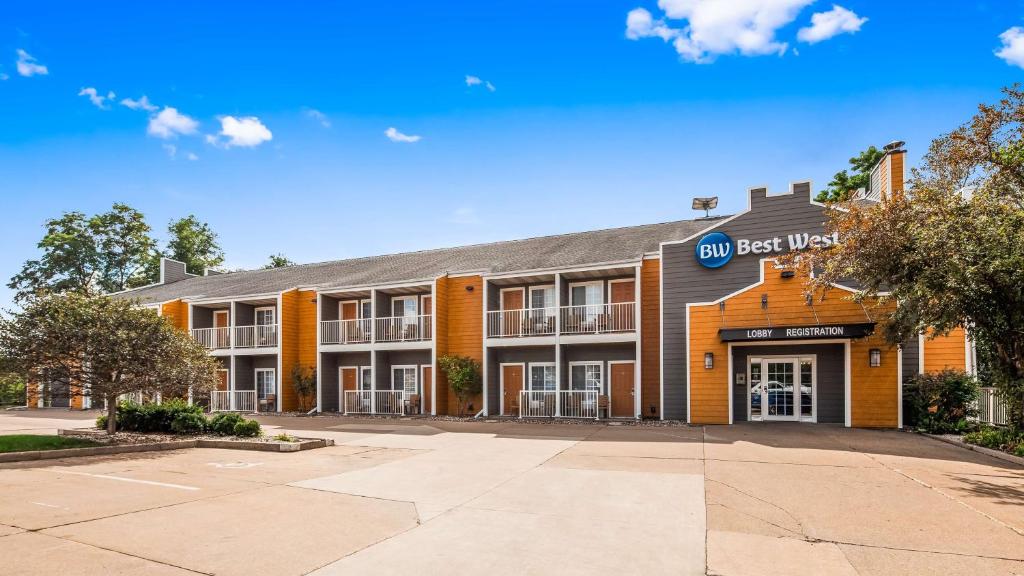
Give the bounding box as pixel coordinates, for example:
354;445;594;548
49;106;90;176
815;146;885;203
0;294;221;433
438;354;481;417
290;363;316;412
265;254;295;269
794;86;1024;428
137;215;225;283
10;205;157;301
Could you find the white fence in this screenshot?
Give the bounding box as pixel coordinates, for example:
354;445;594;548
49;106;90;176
210;390;257;412
518;390;599;419
375;315;432;342
234;325;278;348
978;387;1009;426
320;319;373;345
191;327;231;349
344;390;405;415
486;308;557;338
560;302;635;335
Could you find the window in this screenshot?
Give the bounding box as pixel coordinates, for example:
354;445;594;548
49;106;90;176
570;282;602;306
392;366;418;395
529;286;554;310
529;364;556;391
256;369;276;407
570;362;602;392
360;367;373;391
255;307;275;326
392;296;417;317
360;300;372;319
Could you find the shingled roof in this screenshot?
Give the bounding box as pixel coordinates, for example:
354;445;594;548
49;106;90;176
115;216;727;304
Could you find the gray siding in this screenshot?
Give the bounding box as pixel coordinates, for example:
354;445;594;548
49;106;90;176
731;344;844;423
375;350;431;390
488;346;557;413
661;183;833;420
901;338;920;382
235;304;254;326
233;355;276;392
192;306;213;329
560;343;636;393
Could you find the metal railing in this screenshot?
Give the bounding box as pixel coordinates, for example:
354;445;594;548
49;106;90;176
375;315;432;343
210;390;257;412
519;391;557;417
233;324;278;348
191;327;231;349
518;390;600;419
560;302;635;335
486;308;557;338
343;390;405;415
978;387;1008;426
320;319;373;345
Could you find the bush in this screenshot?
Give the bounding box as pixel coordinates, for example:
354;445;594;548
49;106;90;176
964;427;1024;454
903;370;979;434
99;399;205;433
170;412;208;434
209;412;245;435
232;419;261;437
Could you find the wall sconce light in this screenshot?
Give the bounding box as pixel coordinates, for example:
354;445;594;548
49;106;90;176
780;270;795;279
869;348;881;367
761;294;768;309
465;285;474;292
705;352;714;369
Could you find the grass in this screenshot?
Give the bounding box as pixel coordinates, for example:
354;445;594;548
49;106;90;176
0;434;99;453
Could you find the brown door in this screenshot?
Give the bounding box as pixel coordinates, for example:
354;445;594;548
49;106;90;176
502;289;524;310
502;364;524;416
422;296;432;315
422;366;432;414
217;369;229;391
214;311;229;347
340;367;357;412
610;362;635;418
610;280;635;303
341;301;358;320
214;310;229;327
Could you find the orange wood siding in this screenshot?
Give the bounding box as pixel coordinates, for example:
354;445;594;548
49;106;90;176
439;275;483;415
688;260;898;426
640;258;661;418
923;327;968;373
280;289;318;411
433;276;450;413
160;300;189;332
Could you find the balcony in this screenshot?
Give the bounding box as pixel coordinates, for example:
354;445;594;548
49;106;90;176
234;325;278;348
191;327;231;350
320;319;373;345
375;315;432;343
486;302;635;339
518;390;600;419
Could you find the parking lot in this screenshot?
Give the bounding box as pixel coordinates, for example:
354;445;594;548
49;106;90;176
0;411;1022;575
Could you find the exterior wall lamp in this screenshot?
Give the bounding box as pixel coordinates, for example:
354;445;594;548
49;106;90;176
705;352;714;369
869;348;881;367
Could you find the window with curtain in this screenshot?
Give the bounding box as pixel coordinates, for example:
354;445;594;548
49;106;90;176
393;367;417;394
529;365;556;391
255;308;275;325
570;363;602;392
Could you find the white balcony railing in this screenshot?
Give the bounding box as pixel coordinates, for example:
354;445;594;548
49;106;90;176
233;324;278;348
320;319;373;345
191;327;231;349
375;315;432;343
344;390;405;415
210;390;256;412
518;390;599;419
560;302;635;335
486;308;557;338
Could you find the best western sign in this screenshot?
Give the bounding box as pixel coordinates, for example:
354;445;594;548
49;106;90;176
695;231;839;268
719;323;875;342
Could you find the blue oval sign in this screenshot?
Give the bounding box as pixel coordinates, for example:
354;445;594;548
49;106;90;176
695;232;734;268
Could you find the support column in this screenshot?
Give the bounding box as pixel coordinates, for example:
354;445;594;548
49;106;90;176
634;264;641;419
316;293;323;413
554;272;562;417
482;279;489;416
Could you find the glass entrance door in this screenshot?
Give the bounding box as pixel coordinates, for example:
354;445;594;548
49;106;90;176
748;357;815;422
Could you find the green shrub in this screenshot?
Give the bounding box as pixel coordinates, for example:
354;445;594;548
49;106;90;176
232;419;261;437
209;412;245;435
95;414;108;429
170;412;208;434
273;433;296;442
964;427;1024;454
902;369;979;434
110;399;204;433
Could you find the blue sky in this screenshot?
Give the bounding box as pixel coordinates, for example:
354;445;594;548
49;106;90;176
1;1;1022;308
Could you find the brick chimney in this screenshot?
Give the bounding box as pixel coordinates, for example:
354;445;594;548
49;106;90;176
867;140;906;200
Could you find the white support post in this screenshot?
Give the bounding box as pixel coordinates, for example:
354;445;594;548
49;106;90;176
230;301;237;350
554;272;562;418
481;278;489;416
316;293;322;413
229;355;237;411
370;289;377;414
634;264;642;419
276;293;283;413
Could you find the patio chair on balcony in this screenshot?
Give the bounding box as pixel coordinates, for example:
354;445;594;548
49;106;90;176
403;323;419;341
598;395;609;418
407;394;420;415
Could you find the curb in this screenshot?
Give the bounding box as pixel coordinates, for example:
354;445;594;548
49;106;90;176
0;436;334;464
922;433;1024;467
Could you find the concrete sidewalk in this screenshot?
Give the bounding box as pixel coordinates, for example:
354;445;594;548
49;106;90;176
0;411;1022;575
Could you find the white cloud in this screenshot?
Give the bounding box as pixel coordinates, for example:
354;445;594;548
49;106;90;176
186;152;199;161
15;49;48;77
449;207;480;225
209;115;273;148
162;143;177;158
305;108;331;127
147;106;199;139
0;72;8;81
121;95;158;111
466;75;496;92
78;87;116;109
626;0;818;63
995;27;1024;68
797;5;867;44
385;127;421;143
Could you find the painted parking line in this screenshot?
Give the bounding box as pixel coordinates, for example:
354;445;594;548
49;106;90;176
42;469;200;491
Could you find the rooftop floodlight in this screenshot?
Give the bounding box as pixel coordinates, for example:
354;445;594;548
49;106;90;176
692;196;719;218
